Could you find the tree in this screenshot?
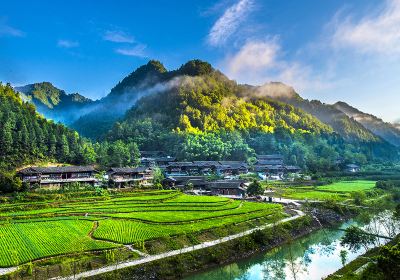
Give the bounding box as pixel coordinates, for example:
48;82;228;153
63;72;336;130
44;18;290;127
152;167;164;188
0;121;13;155
341;226;376;252
247;180;264;196
376;243;400;279
107;140;130;167
352;191;366;206
0;173;22;193
339;249;348;266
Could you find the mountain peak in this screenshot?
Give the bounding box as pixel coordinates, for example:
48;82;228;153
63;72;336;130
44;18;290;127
15;82;65;108
251;82;300;101
109;60;168;96
146;60;167;73
177;59;213;76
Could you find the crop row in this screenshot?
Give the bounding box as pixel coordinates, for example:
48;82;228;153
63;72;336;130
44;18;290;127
0;220;116;267
101;202;280;223
93;207;283;244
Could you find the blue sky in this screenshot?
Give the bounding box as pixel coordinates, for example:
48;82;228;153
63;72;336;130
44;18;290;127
1;0;399;122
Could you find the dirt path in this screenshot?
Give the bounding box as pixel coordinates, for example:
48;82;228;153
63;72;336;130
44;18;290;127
88;221;99;238
50;210;305;280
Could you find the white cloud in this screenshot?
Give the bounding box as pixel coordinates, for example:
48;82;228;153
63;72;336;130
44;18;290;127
207;0;254;46
57;39;79;48
103;30;134;43
331;0;400;55
115;44;147;57
225;39;279;75
0;22;24;37
222;38;332;93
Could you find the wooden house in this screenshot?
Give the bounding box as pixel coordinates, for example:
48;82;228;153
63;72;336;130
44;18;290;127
107;167;153;188
210;180;246;196
17;166;97;188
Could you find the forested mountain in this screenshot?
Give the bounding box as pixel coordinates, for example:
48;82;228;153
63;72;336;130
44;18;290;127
0;83;141;192
249;83;381;143
0;83;96;172
333;101;400;147
71;60;216;139
11;60;400;171
15;82;94;124
103;60;398;170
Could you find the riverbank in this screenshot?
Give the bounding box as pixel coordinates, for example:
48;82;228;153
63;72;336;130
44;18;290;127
82;207;352;280
326;233;400;279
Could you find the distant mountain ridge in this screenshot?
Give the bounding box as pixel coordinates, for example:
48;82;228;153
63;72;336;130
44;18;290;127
246;82;380;143
15;82;94;124
333;101;400;147
14;60;398;150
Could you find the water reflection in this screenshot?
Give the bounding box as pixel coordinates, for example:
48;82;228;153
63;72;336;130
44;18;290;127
184;222;365;280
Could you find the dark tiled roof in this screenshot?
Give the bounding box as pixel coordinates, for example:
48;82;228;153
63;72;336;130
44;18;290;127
210;180;246;189
108;167;148;174
18;166;95;174
167;162;196;167
256;159;283;165
218;161;248;169
166;176;207;183
193;161;221;166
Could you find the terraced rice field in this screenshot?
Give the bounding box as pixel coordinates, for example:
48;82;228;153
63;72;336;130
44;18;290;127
0;220;116;267
0;190;283;267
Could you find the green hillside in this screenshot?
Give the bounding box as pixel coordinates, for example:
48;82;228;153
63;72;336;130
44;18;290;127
334;101;400;147
15;82;93;124
0;83;97;190
105;60;399;169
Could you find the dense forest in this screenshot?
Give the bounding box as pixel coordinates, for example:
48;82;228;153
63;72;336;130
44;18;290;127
1;59;399;193
0;83;139;192
105;61;399;170
0;83;96;170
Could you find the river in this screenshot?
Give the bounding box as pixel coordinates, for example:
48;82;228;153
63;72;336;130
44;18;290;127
184;214;397;280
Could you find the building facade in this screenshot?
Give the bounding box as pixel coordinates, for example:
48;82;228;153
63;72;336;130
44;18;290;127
107;167;153;188
18;166;97;188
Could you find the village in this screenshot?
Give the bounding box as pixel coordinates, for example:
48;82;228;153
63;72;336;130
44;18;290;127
17;152;361;199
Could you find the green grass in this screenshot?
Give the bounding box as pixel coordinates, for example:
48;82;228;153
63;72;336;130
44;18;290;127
0;191;284;267
278;180;376;201
282;190;349;201
316;180;376;193
0;220;117;267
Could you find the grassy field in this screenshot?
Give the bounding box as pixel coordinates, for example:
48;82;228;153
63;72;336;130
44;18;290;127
281;190;348;201
0;190;283;267
278;180;376;201
316;180;376;192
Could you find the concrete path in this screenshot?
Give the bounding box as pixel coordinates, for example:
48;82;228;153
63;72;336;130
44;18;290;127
0;267;19;276
50;210;305;280
124;245;149;257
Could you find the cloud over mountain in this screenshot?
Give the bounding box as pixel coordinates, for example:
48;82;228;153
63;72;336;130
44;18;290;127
207;0;254;46
331;0;400;55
